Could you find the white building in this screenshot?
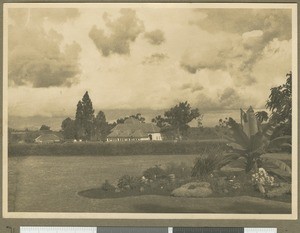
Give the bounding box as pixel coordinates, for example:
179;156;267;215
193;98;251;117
107;118;162;142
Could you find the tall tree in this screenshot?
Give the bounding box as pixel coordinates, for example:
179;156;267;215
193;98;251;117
81;91;95;140
94;111;110;142
61;117;76;140
75;100;84;139
153;101;200;140
74;91;95;140
266;72;292;136
152;115;168;129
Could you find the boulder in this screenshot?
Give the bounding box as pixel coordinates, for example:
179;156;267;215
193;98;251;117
171;182;213;198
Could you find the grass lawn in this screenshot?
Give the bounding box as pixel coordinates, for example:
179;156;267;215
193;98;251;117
8;154;291;213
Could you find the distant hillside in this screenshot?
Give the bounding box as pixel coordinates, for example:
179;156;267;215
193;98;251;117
9;115;66;131
9;109;244;131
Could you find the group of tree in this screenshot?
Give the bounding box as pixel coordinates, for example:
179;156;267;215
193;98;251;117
40;125;51;131
255;71;292;137
61;71;291;142
115;113;146;124
152;101;201;140
214;72;292;141
61;92;111;141
61;93;202;141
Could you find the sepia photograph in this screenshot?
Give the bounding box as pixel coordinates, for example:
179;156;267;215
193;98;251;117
3;3;298;219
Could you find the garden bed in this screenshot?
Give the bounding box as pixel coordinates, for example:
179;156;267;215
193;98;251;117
78;164;291;203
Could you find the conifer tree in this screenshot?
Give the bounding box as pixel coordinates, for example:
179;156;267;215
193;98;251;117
81;91;95;140
75;100;84;139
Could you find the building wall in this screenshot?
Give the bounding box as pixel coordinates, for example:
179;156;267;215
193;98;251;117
150;133;162;141
107;133;162;142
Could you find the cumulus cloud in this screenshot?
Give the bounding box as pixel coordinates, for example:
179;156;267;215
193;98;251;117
181;45;226;73
181;83;203;93
190;9;291;39
219;87;242;108
183;9;292;86
8;8;81;88
195;93;219;110
144;29;165;45
89;9;144;56
8;8;80;27
142;53;168;65
194;87;245;111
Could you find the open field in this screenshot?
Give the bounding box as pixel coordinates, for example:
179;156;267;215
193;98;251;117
8;154;291;213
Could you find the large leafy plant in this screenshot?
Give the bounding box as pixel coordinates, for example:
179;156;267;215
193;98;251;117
225;107;291;177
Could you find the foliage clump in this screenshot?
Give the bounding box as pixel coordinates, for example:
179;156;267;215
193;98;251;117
101;180;116;192
152;101;200;140
143;165;167;180
117;175;141;190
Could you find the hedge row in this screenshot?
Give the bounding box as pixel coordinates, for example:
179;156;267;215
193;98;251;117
8;140;228;156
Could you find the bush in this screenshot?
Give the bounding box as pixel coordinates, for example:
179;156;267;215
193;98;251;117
8;140;228;156
207;172;253;196
191;146;234;179
117;175;141;190
143;165;167;180
101;180;115;192
165;162;192;179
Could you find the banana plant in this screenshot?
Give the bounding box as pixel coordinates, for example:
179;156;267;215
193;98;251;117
224;107;291;177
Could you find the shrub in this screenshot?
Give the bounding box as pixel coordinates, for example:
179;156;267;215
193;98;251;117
165;162;192;179
143;165;167;180
117;175;141;190
8;140;228;156
101;180;115;192
191;146;235;179
208;172;253;196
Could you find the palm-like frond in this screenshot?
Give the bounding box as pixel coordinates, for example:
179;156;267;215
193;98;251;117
261;157;291;175
269;135;292;149
227;117;250;149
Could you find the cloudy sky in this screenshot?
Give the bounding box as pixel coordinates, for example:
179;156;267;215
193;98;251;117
6;4;294;119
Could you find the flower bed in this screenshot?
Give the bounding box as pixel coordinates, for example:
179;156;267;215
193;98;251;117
78;162;291;203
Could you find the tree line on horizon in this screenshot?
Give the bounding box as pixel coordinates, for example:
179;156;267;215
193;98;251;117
60;72;292;142
60;92;202;141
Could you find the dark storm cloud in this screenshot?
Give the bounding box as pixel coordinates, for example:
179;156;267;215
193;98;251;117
89;9;144;56
142;53;168;65
182;9;291;86
144;29;165;45
8;8;81;88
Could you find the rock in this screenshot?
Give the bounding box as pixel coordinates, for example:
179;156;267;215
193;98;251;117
171;182;213;198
